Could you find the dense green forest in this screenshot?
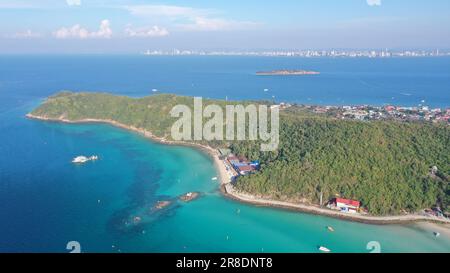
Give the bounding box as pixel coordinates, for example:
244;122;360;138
31;91;450;215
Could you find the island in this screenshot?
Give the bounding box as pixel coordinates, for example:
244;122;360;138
154;200;172;210
27;91;450;224
256;69;320;76
179;192;200;202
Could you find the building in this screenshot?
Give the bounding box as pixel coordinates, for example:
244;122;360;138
226;154;258;176
227;156;240;164
237;165;255;175
385;105;396;112
329;198;361;213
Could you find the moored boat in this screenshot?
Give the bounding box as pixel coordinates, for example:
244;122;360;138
318;246;331;252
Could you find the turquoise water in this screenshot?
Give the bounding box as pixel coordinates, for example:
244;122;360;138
0;55;449;252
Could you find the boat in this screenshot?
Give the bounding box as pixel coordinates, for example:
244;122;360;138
72;155;99;164
434;232;440;237
318;246;331;253
72;156;89;164
152;89;158;92
133;216;142;224
327;226;335;232
211;177;218;181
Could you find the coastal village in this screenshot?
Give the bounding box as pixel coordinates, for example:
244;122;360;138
309;104;450;124
262;99;449;125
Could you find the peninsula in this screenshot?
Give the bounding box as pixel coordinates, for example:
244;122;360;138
256;69;320;75
27;91;450;224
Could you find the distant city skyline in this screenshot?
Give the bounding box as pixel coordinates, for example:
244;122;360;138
140;49;449;58
1;0;450;54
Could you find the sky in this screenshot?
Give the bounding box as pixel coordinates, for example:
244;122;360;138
0;0;450;53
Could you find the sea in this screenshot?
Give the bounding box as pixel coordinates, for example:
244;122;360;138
0;55;449;253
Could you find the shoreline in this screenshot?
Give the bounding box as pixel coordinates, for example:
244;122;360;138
221;184;450;226
26;113;450;228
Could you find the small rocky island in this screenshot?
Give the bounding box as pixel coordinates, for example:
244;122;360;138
256;69;320;76
154;200;172;210
179;192;200;202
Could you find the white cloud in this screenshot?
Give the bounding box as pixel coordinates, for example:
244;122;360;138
125;4;260;31
54;19;112;39
66;0;81;6
367;0;381;6
125;25;169;38
179;17;260;31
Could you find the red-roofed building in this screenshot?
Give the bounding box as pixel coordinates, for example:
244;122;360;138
385;105;396;112
237;165;255;175
329;198;361;213
238;156;249;162
227;156;240;165
336;198;360;208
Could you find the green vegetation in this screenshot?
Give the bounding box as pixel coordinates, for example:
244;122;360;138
31;91;450;215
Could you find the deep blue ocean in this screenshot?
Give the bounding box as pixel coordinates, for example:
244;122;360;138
0;55;449;253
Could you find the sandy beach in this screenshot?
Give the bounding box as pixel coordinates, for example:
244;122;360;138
26;113;450;228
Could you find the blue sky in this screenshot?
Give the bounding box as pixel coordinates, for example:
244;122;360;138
0;0;450;53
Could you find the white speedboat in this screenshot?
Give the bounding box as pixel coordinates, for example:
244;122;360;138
318;246;331;253
72;156;89;164
434;232;440;237
72;155;99;164
211;177;218;181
